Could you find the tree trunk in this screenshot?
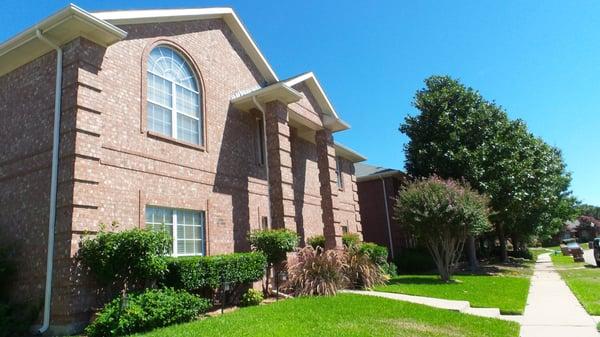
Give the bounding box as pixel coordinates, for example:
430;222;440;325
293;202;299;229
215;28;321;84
498;225;508;262
466;235;479;271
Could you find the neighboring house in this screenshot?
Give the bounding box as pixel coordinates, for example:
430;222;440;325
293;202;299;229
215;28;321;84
0;5;365;333
559;217;600;243
355;163;412;259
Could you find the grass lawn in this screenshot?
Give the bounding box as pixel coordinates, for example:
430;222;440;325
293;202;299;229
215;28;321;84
134;294;519;337
374;274;530;315
551;254;600;315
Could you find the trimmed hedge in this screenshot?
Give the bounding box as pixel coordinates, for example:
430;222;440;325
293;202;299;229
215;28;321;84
85;288;210;337
163;252;266;292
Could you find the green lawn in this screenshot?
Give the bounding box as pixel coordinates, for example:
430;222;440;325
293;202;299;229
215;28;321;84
134;294;519;337
374;274;530;315
551;254;600;315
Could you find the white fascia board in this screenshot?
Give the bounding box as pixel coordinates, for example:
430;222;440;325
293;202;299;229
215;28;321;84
231;82;302;111
93;7;279;84
0;4;126;77
284;71;350;132
0;4;126;57
334;142;367;163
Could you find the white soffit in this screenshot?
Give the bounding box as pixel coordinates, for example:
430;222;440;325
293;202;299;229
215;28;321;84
0;4;126;77
93;7;279;84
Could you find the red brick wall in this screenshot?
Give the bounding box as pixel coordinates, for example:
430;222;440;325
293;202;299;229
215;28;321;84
0;17;362;331
358;176;412;258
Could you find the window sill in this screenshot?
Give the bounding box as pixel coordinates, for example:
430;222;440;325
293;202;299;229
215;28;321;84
147;131;205;151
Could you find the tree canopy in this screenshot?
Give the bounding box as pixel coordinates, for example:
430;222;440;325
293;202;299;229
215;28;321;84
394;177;490;281
400;75;577;258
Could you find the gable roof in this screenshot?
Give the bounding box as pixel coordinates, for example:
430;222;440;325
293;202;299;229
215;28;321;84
92;7;278;84
283;72;350;132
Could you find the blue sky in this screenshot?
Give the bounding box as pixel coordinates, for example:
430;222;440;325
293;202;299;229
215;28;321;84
2;1;599;205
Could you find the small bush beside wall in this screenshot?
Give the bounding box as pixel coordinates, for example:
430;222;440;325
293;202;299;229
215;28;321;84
306;235;326;249
342;233;361;248
239;288;264;307
78;226;172;293
163;252;266;292
85;288;210;337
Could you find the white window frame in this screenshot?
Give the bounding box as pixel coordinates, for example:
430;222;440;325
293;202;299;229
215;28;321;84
147;47;202;145
146;206;206;257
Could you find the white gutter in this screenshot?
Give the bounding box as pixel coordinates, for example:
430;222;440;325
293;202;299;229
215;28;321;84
35;28;63;335
381;177;394;258
252;96;272;228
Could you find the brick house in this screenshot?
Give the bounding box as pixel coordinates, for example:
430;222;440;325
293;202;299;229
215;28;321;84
355;163;413;259
0;5;365;334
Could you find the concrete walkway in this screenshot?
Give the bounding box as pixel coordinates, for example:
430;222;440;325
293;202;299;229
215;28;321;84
518;252;598;337
341;289;503;319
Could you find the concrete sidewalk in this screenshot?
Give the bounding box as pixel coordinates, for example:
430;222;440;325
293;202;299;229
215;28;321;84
519;253;598;337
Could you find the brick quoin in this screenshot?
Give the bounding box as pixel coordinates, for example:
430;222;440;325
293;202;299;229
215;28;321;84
0;7;364;333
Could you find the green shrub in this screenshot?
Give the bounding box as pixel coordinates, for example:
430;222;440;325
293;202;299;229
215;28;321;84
342;233;361;248
358;242;389;266
248;229;299;294
78;226;172;292
382;261;398;277
85;288;211;337
240;288;264;307
395;247;436;273
306;235;326;249
163;252;266;292
248;229;299;266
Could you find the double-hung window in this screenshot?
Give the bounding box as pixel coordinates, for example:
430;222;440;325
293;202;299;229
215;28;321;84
146;206;205;256
147;46;203;145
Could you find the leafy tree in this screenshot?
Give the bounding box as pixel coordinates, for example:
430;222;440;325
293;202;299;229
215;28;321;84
394;177;491;281
578;204;600;219
400;75;577;261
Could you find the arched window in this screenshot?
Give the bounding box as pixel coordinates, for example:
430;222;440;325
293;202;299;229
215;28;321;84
147;46;202;145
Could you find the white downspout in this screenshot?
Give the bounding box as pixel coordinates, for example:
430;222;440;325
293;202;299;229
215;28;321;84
381;177;394;258
36;29;63;335
252;96;271;228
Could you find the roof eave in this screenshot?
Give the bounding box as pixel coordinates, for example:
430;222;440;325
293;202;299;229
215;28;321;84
334;142;366;163
0;4;126;77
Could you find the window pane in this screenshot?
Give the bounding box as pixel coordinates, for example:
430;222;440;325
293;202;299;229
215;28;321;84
147;103;172;136
177;240;186;255
175;85;200;119
177;113;199;144
147;73;172;108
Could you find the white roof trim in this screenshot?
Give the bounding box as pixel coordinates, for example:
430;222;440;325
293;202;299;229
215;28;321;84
0;4;126;77
334;142;366;163
92;8;279;84
284;72;349;132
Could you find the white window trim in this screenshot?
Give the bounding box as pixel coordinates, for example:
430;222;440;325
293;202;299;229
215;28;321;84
147;52;202;146
146;206;206;257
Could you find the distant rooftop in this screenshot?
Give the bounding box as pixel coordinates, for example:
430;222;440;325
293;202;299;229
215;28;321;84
354;162;405;182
